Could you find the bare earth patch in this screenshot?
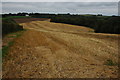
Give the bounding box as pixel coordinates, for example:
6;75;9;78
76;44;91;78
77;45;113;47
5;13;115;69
2;20;119;78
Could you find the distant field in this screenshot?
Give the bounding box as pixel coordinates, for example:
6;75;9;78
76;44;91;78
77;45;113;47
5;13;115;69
13;18;50;23
2;16;31;19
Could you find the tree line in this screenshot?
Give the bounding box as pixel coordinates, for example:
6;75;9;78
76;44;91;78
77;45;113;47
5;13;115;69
50;14;120;34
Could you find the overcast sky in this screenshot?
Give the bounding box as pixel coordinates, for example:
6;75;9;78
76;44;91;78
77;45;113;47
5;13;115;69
2;2;118;16
1;0;120;2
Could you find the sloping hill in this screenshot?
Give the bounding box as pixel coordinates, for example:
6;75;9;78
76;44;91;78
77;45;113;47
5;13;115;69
2;20;119;78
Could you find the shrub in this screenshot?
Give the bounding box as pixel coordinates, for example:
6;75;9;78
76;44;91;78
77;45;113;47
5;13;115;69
2;18;23;37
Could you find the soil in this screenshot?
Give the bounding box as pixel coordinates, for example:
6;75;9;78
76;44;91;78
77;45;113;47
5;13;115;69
2;20;120;78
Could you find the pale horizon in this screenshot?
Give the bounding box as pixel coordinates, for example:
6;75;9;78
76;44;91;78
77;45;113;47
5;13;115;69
2;2;118;16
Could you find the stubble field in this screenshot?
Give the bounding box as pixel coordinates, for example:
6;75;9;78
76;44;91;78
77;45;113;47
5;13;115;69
2;18;120;78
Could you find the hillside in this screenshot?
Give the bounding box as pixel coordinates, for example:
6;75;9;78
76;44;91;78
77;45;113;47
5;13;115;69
2;20;119;78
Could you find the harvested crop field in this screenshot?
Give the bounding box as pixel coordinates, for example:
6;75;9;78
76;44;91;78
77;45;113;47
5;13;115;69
2;19;120;78
13;18;50;23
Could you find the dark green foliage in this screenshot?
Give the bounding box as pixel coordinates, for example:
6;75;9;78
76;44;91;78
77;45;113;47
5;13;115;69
2;41;14;57
95;16;120;34
50;15;120;34
2;18;23;37
31;14;56;18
